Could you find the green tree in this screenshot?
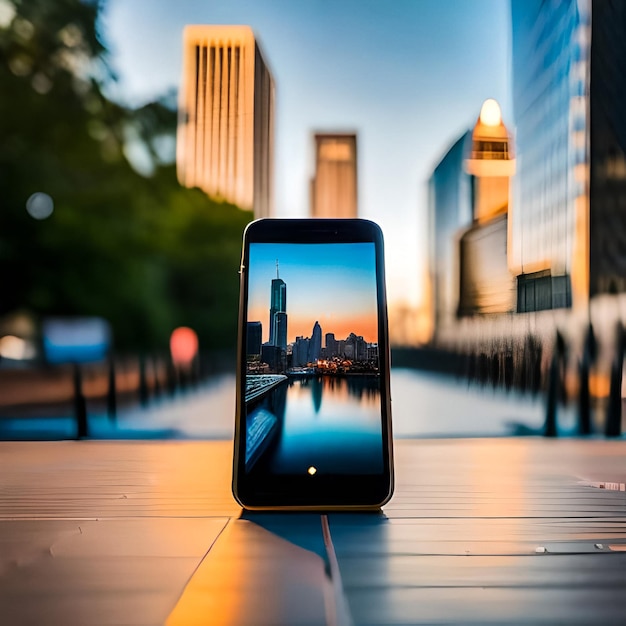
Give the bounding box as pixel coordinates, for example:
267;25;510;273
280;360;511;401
0;0;251;353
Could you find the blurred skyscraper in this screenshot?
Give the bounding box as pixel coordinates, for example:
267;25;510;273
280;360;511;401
510;0;626;312
429;99;515;339
177;25;274;218
459;99;515;316
428;132;472;334
310;133;358;218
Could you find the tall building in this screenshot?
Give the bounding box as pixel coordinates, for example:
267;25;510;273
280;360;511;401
246;321;262;356
274;311;288;351
325;332;337;357
345;333;367;361
428;132;473;333
310;133;358;218
293;336;310;367
269;262;287;347
308;321;322;362
458;99;516;316
429;99;515;337
511;0;626;312
177;25;274;218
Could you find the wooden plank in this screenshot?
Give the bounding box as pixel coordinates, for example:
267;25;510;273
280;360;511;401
0;518;229;625
0;438;625;625
0;441;240;519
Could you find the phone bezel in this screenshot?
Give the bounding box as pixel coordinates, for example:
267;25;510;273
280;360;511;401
232;218;394;510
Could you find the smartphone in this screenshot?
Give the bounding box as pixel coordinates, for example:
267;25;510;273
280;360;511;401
232;218;394;509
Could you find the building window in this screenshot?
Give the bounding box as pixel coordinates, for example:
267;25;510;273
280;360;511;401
517;271;572;313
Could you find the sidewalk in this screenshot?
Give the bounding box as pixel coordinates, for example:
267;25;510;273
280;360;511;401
1;438;626;624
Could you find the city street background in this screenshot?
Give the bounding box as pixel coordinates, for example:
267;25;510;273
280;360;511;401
0;369;574;441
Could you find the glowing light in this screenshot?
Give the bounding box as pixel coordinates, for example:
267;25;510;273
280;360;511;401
0;0;16;28
170;326;199;366
479;98;502;127
307;466;317;475
26;192;53;220
0;335;35;360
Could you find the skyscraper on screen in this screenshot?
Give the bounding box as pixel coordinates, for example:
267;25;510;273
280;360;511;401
177;25;274;218
308;321;322;362
269;263;287;349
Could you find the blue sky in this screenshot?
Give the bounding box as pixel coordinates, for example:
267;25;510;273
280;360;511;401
248;243;378;343
101;0;512;310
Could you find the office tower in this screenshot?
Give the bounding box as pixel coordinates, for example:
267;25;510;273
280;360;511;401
274;311;288;351
429;99;515;335
246;321;262;356
428;132;473;334
269;262;287;347
325;332;337;357
458;99;516;316
177;25;274;218
465;99;515;221
293;336;310;367
308;321;322;362
344;333;363;361
345;333;367;361
511;0;626;312
261;344;284;373
310;133;358;218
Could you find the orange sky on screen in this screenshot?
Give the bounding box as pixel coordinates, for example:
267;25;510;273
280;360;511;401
248;305;377;344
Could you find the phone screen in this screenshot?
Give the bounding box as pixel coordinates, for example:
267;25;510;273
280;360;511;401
234;219;393;509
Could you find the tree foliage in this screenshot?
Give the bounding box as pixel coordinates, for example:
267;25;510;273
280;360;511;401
0;0;252;352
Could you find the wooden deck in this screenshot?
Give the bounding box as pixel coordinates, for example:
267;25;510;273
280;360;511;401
1;438;626;624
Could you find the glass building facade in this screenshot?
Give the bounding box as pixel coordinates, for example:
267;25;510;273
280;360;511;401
511;0;626;311
429;100;515;335
588;1;626;295
428;132;473;334
269;276;287;348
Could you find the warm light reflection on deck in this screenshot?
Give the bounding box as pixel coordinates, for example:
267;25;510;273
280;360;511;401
166;521;333;626
466;442;531;519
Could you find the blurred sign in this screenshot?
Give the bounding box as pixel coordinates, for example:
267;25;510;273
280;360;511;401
42;317;112;364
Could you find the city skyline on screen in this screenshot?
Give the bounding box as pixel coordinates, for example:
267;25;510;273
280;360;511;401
248;243;378;345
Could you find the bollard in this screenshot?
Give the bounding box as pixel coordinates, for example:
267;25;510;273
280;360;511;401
138;354;149;407
166;358;178;396
527;335;543;396
151;355;161;399
107;357;117;421
73;363;88;439
605;322;624;438
544;350;559;437
190;354;200;387
544;332;565;437
577;324;596;436
578;356;591;435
